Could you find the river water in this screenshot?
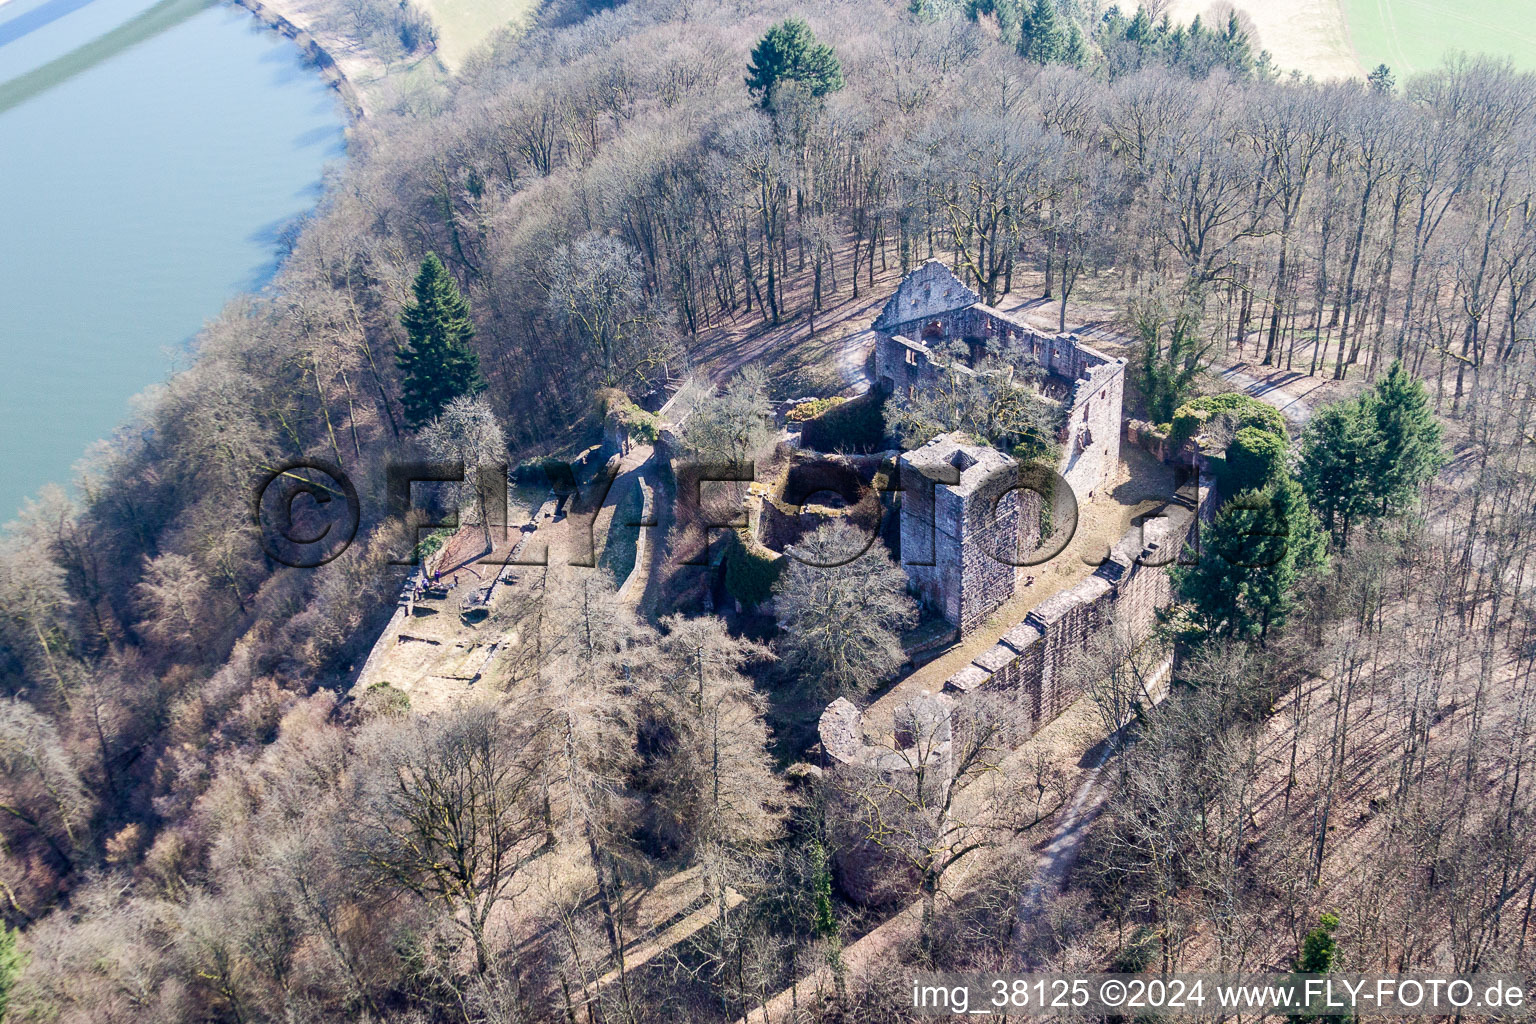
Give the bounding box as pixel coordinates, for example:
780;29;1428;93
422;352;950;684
0;0;345;517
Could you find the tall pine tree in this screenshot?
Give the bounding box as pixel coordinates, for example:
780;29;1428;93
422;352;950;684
1018;0;1065;63
397;253;485;429
1173;477;1325;643
1369;359;1445;517
1298;399;1383;547
745;19;844;108
1299;362;1443;546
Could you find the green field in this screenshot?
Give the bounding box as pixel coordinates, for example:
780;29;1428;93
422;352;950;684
1344;0;1536;76
418;0;536;69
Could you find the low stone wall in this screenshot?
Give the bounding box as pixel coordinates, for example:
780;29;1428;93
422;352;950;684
751;451;891;553
1124;418;1196;466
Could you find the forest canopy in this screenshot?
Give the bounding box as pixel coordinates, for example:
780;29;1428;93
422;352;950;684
1;0;1534;1018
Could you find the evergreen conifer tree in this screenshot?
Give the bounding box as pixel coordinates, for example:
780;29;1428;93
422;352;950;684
1297;912;1340;972
1173;477;1325;643
1369;359;1445;517
1298;399;1383;547
1018;0;1065;63
1220;12;1253;76
1063;22;1089;66
745;19;844;107
397;252;485;429
1290;912;1342;1023
1299;363;1443;546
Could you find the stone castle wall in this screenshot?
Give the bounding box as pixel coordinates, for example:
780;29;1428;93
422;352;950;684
939;474;1216;735
818;473;1217;904
824;472;1218;768
870;263;1126;503
899;436;1024;633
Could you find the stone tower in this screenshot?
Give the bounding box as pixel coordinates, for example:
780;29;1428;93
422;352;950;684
899;434;1022;634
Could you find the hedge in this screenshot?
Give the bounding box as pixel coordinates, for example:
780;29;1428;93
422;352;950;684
1168;393;1288;447
1221;426;1290;495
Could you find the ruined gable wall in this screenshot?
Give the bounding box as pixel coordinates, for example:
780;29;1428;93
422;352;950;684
872;261;980;335
1058;363;1124;500
874;297;1127;502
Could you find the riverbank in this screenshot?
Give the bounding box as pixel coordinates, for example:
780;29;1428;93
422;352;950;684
0;0;348;517
230;0;369;118
240;0;543;116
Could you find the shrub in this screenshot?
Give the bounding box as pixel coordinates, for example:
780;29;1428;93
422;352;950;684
787;396;846;422
597;387;660;443
414;526;454;562
1221;426;1289;494
512;456;574;485
1110;926;1157;972
360;681;411;717
1168;392;1288;447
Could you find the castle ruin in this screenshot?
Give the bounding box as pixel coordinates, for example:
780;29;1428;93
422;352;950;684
874;261;1128;636
873;261;1126;503
898;435;1039;634
816;264;1218;904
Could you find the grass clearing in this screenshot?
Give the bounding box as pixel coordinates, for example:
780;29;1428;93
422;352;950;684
598;478;643;587
1167;0;1361;80
418;0;536;69
1341;0;1536;75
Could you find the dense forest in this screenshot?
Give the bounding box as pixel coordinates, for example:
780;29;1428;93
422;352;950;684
1;0;1534;1018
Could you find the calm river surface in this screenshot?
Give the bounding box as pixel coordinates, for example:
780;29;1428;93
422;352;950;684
0;0;345;517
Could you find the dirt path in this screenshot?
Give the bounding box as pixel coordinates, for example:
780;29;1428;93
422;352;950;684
834;327;874;395
1215;363;1331;425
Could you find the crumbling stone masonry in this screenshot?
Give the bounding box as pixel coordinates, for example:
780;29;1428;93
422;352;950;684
820;474;1219;902
899;434;1039;634
872;261;1126;502
819;690;955;904
939;476;1214;731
